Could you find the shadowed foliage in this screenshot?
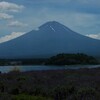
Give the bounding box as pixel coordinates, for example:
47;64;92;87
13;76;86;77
0;68;100;99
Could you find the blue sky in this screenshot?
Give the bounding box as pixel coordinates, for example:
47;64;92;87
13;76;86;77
0;0;100;42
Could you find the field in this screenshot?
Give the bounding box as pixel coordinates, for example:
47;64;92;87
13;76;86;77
0;67;100;100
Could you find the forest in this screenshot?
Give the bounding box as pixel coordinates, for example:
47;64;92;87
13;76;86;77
0;53;99;65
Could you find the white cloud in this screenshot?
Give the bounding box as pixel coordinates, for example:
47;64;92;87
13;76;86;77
0;1;24;12
86;33;100;39
8;21;28;27
0;32;26;43
0;13;13;19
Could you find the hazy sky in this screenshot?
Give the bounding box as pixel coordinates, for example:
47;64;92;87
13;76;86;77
0;0;100;42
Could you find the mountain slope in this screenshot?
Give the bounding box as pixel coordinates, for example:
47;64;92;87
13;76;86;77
0;21;100;58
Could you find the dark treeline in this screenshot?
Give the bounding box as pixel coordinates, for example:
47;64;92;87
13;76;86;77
45;53;99;65
0;58;47;66
0;53;99;65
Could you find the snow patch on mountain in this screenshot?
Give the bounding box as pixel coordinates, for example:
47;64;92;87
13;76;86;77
86;33;100;40
50;26;56;32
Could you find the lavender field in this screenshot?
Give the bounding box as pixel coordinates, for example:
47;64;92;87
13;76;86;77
0;67;100;100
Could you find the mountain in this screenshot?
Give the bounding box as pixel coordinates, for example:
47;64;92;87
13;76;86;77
0;21;100;59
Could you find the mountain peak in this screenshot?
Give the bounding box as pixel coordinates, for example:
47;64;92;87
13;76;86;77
48;21;62;25
43;21;61;25
39;21;62;28
39;21;73;33
0;21;100;58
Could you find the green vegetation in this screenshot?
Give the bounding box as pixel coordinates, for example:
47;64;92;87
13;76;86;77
9;67;20;73
45;53;99;65
0;53;99;65
12;94;52;100
0;58;47;66
0;68;100;100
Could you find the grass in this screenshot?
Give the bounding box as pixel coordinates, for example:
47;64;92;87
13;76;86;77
12;94;52;100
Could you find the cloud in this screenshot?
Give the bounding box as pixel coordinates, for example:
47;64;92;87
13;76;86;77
22;0;70;4
0;12;13;19
34;8;98;33
33;0;100;15
0;1;24;12
86;33;100;39
8;21;28;27
0;32;26;43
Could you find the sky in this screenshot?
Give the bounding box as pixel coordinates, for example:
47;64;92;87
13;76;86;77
0;0;100;43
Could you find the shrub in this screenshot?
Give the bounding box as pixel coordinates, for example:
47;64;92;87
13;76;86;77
9;67;20;73
12;94;52;100
53;85;75;100
75;87;99;100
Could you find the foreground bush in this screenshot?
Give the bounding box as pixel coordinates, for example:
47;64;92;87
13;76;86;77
12;94;52;100
0;68;100;100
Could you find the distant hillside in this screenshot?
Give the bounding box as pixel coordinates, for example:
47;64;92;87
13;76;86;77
0;21;100;59
0;53;99;66
45;53;99;65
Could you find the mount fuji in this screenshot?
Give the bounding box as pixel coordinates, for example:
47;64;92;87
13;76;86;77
0;21;100;59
